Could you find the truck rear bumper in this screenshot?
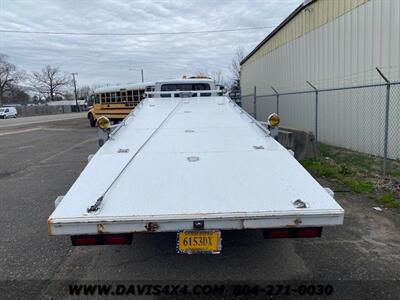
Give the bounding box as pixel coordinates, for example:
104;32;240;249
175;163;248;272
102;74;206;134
48;210;344;235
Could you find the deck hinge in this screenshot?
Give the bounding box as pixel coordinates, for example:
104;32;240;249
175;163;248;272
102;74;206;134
293;199;307;209
87;196;104;213
145;222;160;232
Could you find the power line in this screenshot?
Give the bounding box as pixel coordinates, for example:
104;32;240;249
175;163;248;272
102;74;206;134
0;25;277;36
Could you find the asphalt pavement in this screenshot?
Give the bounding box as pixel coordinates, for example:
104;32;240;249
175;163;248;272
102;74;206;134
0;112;87;129
0;116;399;299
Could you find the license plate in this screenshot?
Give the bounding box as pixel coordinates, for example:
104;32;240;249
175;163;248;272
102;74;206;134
177;231;221;254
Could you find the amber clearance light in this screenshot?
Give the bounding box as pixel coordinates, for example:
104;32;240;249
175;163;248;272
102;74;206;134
267;113;280;127
96;116;110;130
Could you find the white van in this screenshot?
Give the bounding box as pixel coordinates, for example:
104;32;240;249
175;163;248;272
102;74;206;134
0;107;18;119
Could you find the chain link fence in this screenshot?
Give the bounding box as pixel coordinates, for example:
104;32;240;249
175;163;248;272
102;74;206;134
241;80;400;176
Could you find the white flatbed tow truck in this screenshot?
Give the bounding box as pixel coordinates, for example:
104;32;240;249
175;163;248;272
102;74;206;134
48;78;344;254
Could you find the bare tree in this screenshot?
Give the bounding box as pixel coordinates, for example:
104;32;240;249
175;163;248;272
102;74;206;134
195;70;210;78
4;85;30;104
0;54;26;105
78;85;92;100
194;70;227;87
30;65;71;102
230;47;245;89
212;71;226;86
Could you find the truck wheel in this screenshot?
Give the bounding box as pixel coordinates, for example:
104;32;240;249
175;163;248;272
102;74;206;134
89;114;96;127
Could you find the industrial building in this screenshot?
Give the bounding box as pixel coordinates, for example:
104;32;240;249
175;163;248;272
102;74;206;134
240;0;400;159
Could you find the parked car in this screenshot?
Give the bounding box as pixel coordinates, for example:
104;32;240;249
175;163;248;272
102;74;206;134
0;107;18;119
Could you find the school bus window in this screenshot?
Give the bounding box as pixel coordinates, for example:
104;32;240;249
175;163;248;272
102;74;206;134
95;94;100;104
120;91;126;102
146;86;154;98
116;91;121;102
106;93;111;102
111;92;116;103
127;90;133;102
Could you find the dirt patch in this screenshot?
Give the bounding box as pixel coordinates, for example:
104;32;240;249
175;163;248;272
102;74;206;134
314;178;400;276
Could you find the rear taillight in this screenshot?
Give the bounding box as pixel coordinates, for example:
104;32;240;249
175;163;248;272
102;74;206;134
262;227;322;239
71;234;132;246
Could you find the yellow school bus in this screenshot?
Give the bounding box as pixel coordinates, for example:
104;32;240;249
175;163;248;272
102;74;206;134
87;82;155;127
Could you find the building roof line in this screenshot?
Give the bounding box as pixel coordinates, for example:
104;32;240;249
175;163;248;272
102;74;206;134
240;0;316;65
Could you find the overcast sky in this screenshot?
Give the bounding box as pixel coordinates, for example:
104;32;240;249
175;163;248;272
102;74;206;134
0;0;302;88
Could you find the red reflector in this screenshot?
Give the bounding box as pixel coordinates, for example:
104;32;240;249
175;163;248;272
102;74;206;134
263;227;322;239
297;228;322;238
71;234;132;246
104;235;131;245
266;228;291;238
71;236;98;246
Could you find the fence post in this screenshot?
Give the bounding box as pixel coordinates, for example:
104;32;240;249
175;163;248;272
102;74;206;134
376;68;391;176
271;86;279;115
253;86;257;119
306;81;319;144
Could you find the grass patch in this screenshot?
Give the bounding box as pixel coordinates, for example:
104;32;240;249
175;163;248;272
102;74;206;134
301;159;373;194
301;143;400;208
342;177;373;193
318;143;332;157
387;161;400;178
301;160;340;178
318;143;400;178
388;169;400;178
378;193;400;208
347;153;374;171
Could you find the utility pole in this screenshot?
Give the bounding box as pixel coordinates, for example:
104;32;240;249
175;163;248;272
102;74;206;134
128;67;144;83
71;72;80;112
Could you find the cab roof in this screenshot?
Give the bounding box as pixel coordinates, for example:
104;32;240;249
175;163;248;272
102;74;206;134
94;82;155;94
155;78;215;85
